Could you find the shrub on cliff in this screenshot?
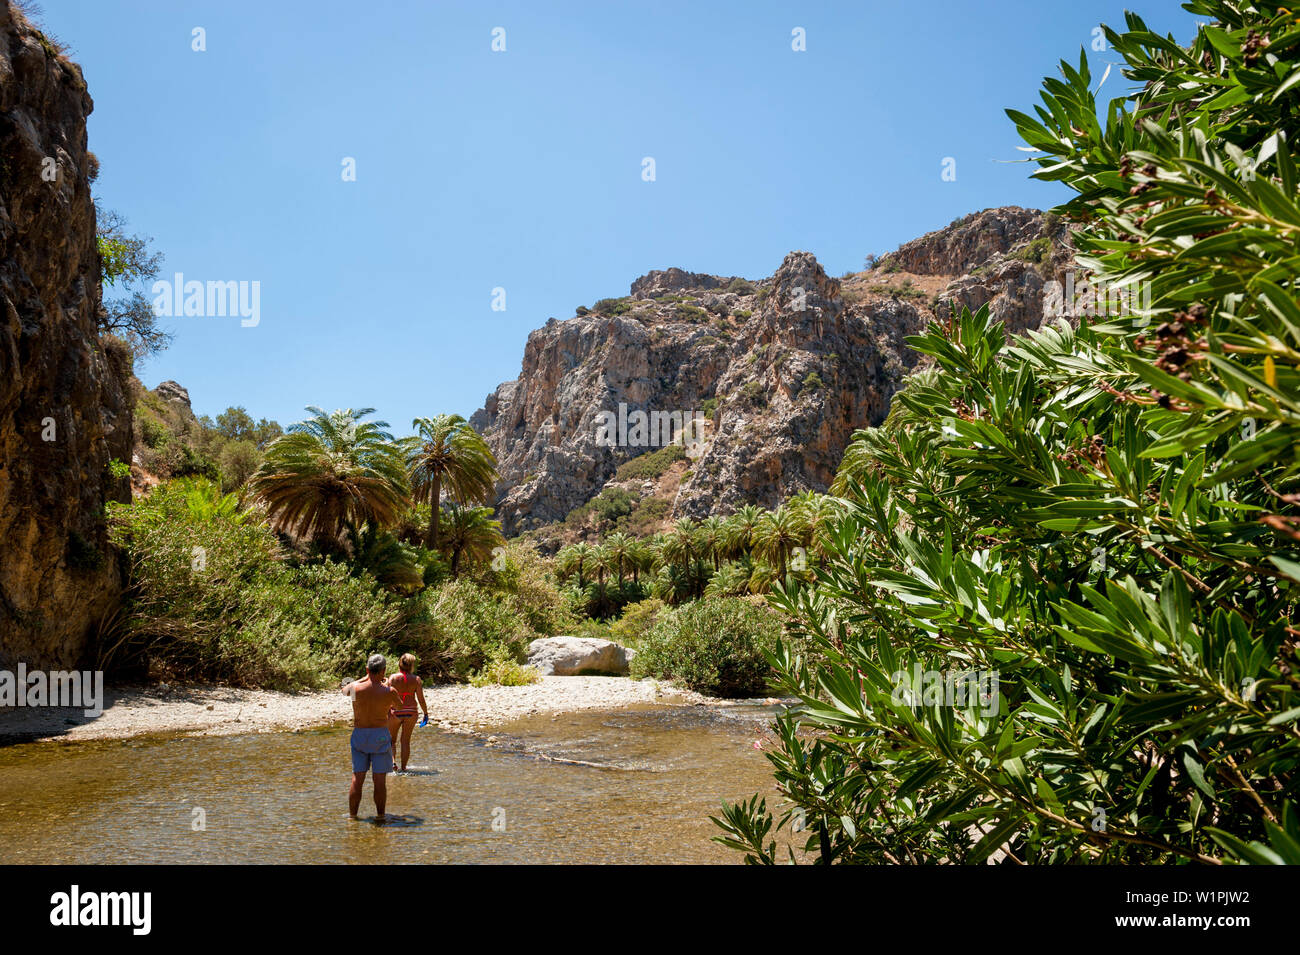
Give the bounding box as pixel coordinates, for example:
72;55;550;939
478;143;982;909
716;3;1300;864
632;597;782;697
613;444;686;482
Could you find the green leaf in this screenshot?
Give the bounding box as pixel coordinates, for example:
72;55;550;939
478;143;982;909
1182;752;1217;801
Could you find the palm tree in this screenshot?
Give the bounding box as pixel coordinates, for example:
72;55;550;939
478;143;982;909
699;515;730;571
791;491;843;566
747;558;778;595
662;517;711;598
555;544;580;586
753;505;807;579
704;561;751;598
250;407;407;550
406;414;498;550
645;532;670;574
176;478;246;525
724;504;764;560
626;538;654;585
557;541;596;589
347;523;424;593
590;543;611;588
440;502;504;578
660;518;698;576
649;563;693;605
602;532;633;585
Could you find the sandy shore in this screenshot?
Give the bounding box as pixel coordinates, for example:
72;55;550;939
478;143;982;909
0;676;720;744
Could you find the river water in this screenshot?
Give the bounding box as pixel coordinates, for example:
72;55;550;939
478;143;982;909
0;702;787;864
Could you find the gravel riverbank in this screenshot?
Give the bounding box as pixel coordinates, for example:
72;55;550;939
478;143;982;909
0;676;724;744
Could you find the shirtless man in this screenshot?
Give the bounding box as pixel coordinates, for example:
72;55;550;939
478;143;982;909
342;654;401;821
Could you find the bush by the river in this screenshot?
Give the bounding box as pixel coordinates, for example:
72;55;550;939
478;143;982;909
105;479;549;688
631;597;782;697
609;597;664;648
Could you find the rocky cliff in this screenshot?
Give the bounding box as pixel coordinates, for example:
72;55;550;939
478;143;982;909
0;4;131;669
472;206;1069;539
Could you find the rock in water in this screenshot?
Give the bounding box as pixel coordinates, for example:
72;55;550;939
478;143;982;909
0;6;132;669
526;637;637;676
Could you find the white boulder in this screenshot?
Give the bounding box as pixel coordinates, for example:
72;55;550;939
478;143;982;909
526;636;637;676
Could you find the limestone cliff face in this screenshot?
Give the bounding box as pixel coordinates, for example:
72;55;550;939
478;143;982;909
0;5;131;669
472;207;1064;537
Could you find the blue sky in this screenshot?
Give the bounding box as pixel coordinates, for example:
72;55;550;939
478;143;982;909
41;0;1195;433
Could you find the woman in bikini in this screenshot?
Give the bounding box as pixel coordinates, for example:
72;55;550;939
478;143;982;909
386;654;428;773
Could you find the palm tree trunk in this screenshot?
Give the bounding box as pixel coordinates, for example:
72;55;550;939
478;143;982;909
425;473;442;549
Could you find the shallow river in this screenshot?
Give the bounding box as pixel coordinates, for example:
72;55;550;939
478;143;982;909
0;703;787;864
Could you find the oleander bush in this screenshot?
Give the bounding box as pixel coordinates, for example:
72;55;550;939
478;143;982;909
716;2;1300;864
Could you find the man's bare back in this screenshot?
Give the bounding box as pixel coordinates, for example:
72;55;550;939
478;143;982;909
345;675;401;728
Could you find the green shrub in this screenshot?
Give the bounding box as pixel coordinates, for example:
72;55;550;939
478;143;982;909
216;440;260;491
1012;234;1052;265
242;560;411;680
139;411;170;449
471;648;542;687
613;444;686;482
609;597;664;648
418;578;537;680
632;597;781;697
106;480;406;688
487;539;577;636
593;297;632;316
626;495;670;535
590;487;635;526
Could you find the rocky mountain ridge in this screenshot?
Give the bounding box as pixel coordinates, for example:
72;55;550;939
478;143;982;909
471;206;1071;542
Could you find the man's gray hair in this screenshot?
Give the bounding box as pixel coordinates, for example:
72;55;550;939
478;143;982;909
366;653;386;676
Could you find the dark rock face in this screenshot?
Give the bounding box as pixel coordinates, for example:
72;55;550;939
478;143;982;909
0;6;131;669
473;207;1063;536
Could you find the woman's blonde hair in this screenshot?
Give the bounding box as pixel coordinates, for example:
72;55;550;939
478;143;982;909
399;653;417;675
